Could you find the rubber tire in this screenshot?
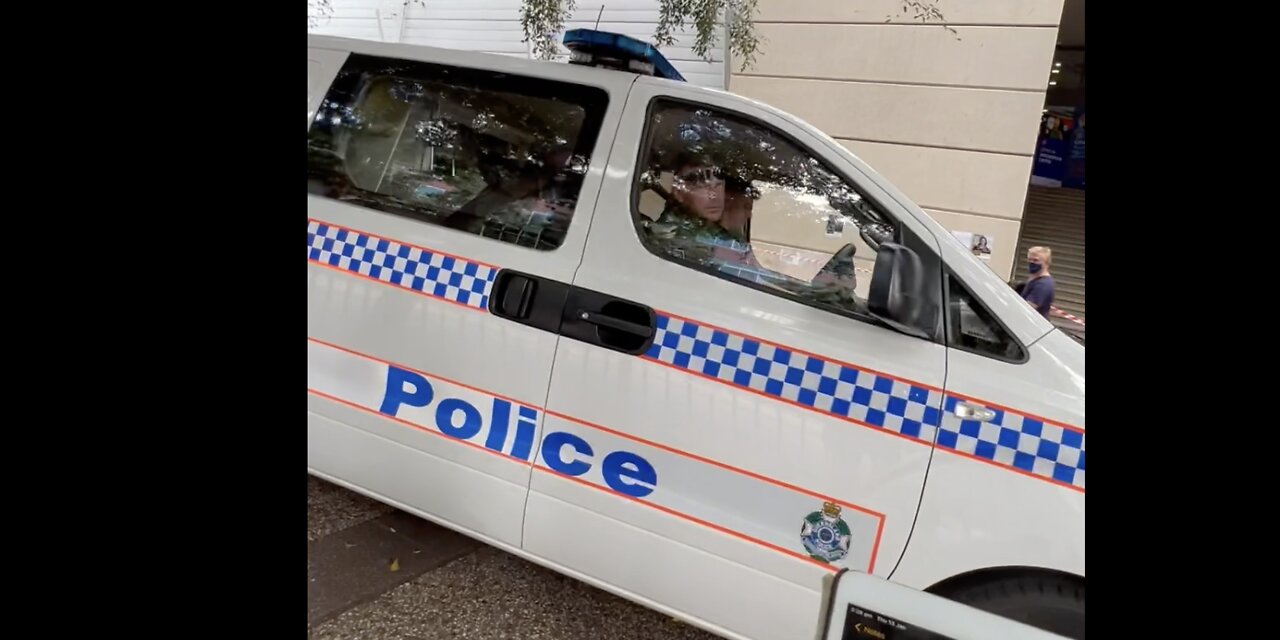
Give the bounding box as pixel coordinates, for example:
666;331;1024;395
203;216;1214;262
937;573;1085;639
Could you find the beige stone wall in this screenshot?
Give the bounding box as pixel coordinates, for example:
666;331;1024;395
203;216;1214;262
729;0;1064;280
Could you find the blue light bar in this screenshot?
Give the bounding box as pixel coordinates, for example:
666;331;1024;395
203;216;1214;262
562;29;686;82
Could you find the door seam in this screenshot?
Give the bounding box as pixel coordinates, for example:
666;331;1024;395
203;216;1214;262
519;75;642;549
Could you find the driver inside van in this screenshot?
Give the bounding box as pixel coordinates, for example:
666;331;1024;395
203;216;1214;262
639;153;757;268
639;148;864;312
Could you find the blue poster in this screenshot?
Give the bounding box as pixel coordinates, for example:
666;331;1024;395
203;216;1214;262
1030;110;1074;187
1063;108;1085;190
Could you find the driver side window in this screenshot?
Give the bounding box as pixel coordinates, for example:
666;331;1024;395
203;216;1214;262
633;100;900;322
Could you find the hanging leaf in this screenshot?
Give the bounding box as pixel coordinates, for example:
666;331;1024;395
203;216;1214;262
369;1;957;74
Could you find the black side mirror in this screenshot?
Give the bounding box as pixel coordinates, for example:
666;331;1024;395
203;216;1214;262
859;223;892;251
867;242;930;339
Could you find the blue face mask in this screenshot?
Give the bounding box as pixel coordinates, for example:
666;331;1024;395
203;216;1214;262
1028;262;1043;274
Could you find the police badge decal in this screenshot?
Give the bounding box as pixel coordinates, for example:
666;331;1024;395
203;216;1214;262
801;501;852;564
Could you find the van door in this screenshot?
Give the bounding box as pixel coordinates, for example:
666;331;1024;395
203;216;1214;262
889;260;1086;593
305;48;628;549
521;78;948;639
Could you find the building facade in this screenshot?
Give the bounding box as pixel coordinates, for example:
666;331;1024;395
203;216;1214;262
309;0;1082;294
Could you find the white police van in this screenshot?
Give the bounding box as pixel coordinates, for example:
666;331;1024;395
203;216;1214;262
307;30;1084;640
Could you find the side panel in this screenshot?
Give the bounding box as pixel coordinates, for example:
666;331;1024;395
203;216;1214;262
523;487;820;640
306;42;633;548
305;212;562;548
895;330;1085;589
525;79;947;640
307;339;548;543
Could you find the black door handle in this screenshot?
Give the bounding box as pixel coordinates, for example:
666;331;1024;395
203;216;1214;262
561;291;656;356
575;309;654;339
499;274;537;319
488;269;656;356
489;269;571;334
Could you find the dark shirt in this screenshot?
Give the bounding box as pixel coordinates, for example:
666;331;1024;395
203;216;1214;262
1021;276;1055;316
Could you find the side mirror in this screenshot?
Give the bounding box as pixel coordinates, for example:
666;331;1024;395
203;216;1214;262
859;223;892;251
867;242;930;339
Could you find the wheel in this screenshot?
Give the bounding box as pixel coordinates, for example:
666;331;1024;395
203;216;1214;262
936;572;1084;639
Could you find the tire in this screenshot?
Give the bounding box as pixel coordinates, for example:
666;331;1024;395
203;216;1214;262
937;572;1085;639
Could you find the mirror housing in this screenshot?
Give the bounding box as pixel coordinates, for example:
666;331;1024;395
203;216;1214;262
859;223;892;251
867;242;931;339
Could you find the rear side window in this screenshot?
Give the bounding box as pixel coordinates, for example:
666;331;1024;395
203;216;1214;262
307;54;609;251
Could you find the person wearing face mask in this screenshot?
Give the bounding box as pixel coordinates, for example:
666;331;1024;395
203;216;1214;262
1020;246;1055;317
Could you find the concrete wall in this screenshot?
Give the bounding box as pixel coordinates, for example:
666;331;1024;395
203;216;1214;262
729;0;1064;280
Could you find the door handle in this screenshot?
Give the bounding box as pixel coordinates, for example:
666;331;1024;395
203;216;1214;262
497;273;537;319
952;401;996;422
489;269;656;355
489;269;572;334
560;289;656;356
576;309;654;339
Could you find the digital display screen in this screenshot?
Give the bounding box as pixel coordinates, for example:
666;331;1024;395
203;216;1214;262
842;604;957;640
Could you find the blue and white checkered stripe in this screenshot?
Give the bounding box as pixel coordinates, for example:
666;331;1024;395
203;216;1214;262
645;313;1085;491
937;397;1085;489
307;220;496;310
644;314;944;443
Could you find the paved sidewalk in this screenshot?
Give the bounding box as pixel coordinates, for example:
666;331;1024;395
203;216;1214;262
307;476;717;640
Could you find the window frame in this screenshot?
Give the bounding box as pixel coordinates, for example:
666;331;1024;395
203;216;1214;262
942;270;1030;364
306;53;612;252
627;96;943;343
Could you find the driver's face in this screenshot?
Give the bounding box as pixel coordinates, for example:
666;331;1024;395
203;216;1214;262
673;165;726;223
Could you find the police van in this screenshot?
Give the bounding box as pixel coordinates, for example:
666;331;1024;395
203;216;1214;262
307;30;1084;640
